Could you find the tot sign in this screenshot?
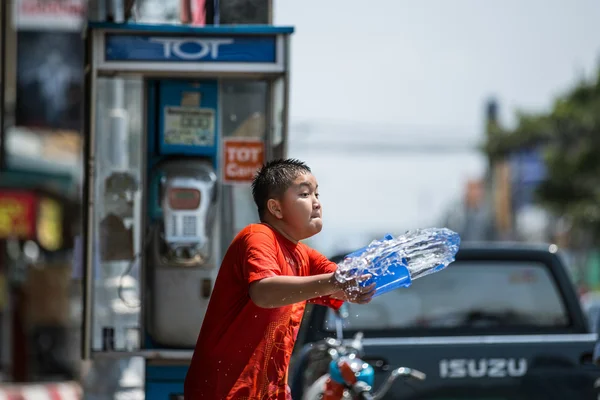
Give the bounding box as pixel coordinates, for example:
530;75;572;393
223;138;265;184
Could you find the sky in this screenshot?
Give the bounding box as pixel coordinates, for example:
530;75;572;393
272;0;600;255
274;0;600;133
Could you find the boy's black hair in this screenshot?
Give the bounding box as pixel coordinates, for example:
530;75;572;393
251;158;311;220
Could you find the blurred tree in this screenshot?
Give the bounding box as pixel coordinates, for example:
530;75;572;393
484;67;600;238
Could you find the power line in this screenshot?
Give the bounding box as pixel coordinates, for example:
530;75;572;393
289;121;484;153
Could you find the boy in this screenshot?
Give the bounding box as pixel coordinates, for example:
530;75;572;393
184;159;375;400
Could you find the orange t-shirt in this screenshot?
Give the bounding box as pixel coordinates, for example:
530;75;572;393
184;223;343;400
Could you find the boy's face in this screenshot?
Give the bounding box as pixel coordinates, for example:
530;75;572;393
270;172;322;240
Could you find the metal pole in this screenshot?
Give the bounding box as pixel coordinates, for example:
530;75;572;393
0;0;6;171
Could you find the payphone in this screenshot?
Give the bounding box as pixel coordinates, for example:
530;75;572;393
82;22;294;398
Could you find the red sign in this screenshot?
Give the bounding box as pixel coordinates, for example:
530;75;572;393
0;191;38;239
223;138;265;184
16;0;86;31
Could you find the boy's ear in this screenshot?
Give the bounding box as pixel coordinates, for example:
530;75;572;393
266;198;283;219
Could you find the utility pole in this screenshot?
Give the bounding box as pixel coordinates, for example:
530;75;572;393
484;98;513;240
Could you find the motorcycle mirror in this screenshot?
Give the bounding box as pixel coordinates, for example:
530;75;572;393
350;332;364;354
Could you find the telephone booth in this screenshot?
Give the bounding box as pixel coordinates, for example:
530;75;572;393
81;21;294;398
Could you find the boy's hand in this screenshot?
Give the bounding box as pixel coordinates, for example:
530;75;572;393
329;274;376;304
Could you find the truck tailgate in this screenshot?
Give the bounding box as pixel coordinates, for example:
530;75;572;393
358;333;599;399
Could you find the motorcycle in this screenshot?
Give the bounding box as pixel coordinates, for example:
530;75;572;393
302;306;426;400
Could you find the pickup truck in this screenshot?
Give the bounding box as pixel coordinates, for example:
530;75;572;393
290;243;600;399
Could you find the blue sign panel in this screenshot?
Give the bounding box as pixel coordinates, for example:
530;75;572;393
509;147;547;211
105;35;277;63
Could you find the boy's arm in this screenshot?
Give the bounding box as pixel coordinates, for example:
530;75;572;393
243;231;341;308
306;248;345;310
249;273;340;309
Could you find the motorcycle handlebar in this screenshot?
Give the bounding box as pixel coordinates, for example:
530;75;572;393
394;367;426;381
358;367;426;400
